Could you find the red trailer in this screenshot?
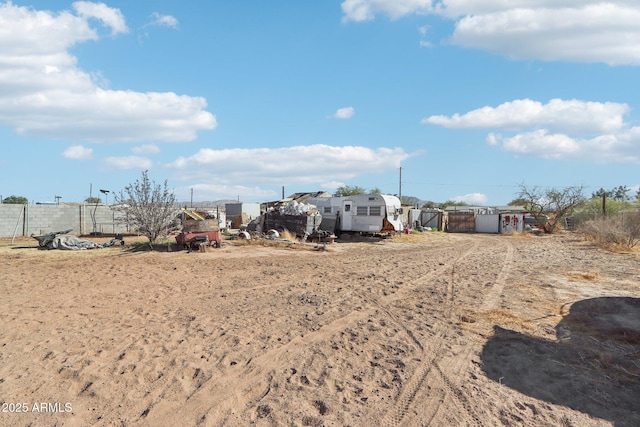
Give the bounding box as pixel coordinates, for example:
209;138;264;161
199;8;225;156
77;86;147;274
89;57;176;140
175;230;222;252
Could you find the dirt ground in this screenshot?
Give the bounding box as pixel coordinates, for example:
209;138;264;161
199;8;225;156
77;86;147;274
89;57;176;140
0;231;639;427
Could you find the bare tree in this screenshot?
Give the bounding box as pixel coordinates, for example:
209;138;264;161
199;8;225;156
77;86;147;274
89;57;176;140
112;171;178;244
517;184;585;233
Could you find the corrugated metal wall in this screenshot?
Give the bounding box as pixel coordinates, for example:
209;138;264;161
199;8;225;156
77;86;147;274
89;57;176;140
476;214;500;233
500;213;524;233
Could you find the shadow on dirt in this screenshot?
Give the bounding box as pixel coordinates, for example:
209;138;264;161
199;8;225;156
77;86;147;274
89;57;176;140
481;297;640;427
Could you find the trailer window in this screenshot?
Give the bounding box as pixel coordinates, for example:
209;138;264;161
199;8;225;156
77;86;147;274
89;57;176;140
323;206;332;214
369;206;381;216
356;206;368;216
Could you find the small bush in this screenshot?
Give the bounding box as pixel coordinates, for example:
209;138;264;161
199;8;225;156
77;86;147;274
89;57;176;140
580;213;640;249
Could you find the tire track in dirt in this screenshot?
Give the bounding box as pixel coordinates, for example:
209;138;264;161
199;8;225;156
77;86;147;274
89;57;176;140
145;238;477;425
141;236;495;425
378;237;481;426
381;235;515;427
364;239;478;351
144;305;375;425
480;236;515;310
412;236;516;427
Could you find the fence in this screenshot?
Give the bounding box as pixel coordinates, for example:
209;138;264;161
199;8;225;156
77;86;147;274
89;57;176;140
446;212;475;233
0;204;130;239
571;210;639;228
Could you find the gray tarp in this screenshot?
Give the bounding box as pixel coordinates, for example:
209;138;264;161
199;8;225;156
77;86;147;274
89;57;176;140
48;235;103;250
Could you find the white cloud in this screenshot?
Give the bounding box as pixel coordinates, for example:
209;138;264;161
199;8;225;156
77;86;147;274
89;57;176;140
492;129;640;163
166;145;417;200
427;98;640;163
131;144;160;155
104;155;153;170
497;130;581;159
452;193;488;205
449;4;640;65
332;106;355;119
320;181;347;191
423;99;629;134
341;0;433;22
0;2;216;143
148;12;178;29
177;183;277;203
63;144;93;160
341;1;640;65
72;1;128;35
418;25;433;47
167;144;414;193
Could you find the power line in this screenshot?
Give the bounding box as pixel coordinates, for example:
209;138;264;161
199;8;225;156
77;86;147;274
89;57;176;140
403;182;606;190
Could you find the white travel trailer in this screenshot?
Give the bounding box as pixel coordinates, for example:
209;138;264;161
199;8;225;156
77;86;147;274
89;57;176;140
307;194;404;234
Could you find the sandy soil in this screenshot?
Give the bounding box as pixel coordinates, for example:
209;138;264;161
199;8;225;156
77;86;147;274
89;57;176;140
0;231;639;427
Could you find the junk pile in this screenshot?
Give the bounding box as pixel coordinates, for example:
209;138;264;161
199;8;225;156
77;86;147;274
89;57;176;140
175;208;222;252
246;201;332;242
31;229;124;250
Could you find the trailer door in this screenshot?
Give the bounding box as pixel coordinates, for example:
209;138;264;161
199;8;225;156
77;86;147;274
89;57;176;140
342;201;353;230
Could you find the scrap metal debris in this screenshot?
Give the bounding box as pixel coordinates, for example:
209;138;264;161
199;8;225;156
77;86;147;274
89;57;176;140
31;229;124;250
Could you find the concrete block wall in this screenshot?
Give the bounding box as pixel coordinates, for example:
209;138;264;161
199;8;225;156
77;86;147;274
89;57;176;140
0;204;130;238
27;205;80;237
0;204;25;238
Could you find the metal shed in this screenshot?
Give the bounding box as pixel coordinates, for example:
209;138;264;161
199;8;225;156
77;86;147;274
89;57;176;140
500;213;525;233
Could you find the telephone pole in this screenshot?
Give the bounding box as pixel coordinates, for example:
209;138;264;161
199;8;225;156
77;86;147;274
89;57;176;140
399;165;402;202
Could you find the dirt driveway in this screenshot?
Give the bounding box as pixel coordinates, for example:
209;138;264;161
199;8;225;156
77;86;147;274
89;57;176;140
1;232;639;426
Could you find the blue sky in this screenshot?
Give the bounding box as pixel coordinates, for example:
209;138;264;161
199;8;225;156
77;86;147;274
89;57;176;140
1;1;639;205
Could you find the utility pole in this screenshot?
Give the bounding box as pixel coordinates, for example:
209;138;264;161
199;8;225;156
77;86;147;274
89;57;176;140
190;188;193;208
399;165;402;203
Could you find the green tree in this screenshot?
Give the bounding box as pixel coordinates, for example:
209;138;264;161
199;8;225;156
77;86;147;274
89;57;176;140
592;186;630;201
333;185;367;197
508;198;528;207
589;186;634;216
612;185;630;201
2;195;28;204
591;187;608;199
579;197;632;217
85;197;102;204
438;200;469;210
112;171;178;244
517;184;585;233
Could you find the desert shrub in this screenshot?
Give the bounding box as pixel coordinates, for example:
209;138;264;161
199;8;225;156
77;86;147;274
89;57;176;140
112;171;178;244
580;213;640;249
